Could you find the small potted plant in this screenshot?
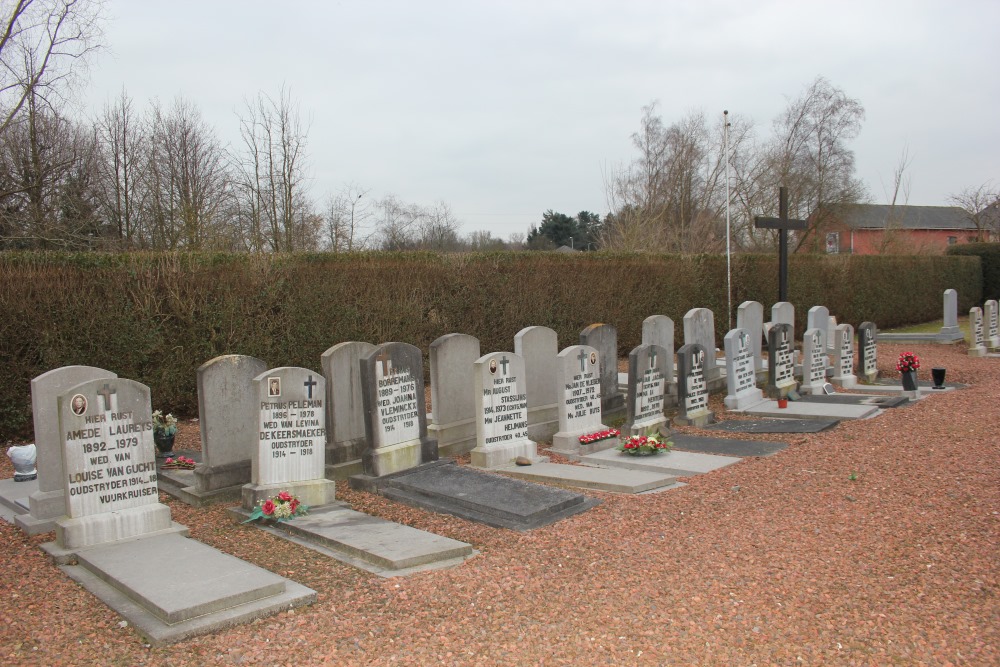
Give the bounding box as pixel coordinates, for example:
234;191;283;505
152;410;178;457
896;351;920;391
616;431;672;457
242;491;309;524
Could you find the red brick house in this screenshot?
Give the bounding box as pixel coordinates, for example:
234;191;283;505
801;204;989;255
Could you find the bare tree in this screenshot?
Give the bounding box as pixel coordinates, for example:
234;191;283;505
93;88;145;248
872;148;913;254
232;86;310;252
0;0;105;136
949;181;1000;242
324;183;370;251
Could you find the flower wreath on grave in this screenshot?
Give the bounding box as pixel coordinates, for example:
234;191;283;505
161;455;196;470
152;410;178;437
896;352;920;373
242;491;309;524
578;428;620;445
616;430;672;457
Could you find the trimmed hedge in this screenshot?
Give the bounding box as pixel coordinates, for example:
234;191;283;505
0;251;981;440
947;242;1000;302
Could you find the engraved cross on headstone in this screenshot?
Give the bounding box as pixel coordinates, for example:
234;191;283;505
754;186;807;302
375;348;392;376
97;383;116;411
499;355;510;375
577;348;589;373
649;347;657;369
303;375;317;399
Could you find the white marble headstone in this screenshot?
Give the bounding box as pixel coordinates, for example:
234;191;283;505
471;352;538;468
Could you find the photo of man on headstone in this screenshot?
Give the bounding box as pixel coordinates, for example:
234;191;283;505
71;394;87;416
268;377;281;397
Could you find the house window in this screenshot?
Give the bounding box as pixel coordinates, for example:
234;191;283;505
825;232;840;254
947;236;957;245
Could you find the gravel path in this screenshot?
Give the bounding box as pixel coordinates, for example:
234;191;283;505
1;342;997;666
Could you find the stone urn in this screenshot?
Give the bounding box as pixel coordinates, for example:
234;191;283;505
7;444;37;481
153;431;176;457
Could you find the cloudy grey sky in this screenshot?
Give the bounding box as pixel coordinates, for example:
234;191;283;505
82;0;999;240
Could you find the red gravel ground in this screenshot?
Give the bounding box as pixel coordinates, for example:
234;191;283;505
1;342;997;666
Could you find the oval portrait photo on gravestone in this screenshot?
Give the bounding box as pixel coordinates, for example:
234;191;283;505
489;359;497;374
589;351;597;366
71;394;87;416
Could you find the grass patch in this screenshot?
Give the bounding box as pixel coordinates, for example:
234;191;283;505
881;316;970;338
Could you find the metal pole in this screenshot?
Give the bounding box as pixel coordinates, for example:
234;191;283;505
724;110;732;329
778;186;788;302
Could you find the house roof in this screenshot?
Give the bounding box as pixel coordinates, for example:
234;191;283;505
820;204;976;230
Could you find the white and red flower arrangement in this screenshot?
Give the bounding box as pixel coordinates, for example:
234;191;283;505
242;491;309;524
578;428;620;445
616;433;672;457
161;455;196;470
896;351;920;373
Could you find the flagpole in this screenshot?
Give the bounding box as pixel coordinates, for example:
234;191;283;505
724;110;732;330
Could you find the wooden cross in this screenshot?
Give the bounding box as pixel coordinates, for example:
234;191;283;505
754;186;807;302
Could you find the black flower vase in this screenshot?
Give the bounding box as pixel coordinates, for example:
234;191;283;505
154;431;176;457
901;370;918;391
931;367;946;389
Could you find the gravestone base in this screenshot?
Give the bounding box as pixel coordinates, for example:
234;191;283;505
362;438;438;478
799;380;828;396
323;440;365;479
241;478;337;513
52;533;315;646
549;425;613;457
624;416;668;438
15;487;62;535
525;403;559;442
193;460;251;494
723;388;765;411
968;346;987;357
428;418;477;458
325;459;365;480
831;375;858;389
673;410;715;428
52;503;178;552
470;440;545;469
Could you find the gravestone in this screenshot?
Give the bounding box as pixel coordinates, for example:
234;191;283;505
16;365;118;536
986;300;1000;349
826;316;839;354
723;328;764;410
683;308;721;380
471;352;540;468
51;378;176;550
942;289;960;337
857;322;878;383
358;342;438;477
772;301;795;334
550;345;609;455
427;334;480;457
800;328;829;395
641;315;676;381
188;355;267;502
737;301;765;371
831;323;857;388
242;367;337;510
514;326;559;440
766;323;797;398
675;343;715;427
321;341;375;477
623;344;669;435
579;324;624;417
968;307;987;357
807;305;830;336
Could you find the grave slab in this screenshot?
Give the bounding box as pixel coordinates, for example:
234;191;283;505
353;459;599;531
58;533;315;646
705;418;840;434
736;399;879;420
493;461;678;494
0;476;36;523
795;394;909;408
228;502;476;576
580;448;740;477
668;434;788;457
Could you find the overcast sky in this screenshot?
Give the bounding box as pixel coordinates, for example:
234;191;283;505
81;0;999;240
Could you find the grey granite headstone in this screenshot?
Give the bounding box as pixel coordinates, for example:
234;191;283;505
675;343;714;427
766;323;797;398
514;326;559;441
800;328;829;395
550;345;609;455
16;365;118;536
942;289;960;335
683;308;721;380
723;328;763;410
641;315;676;381
831;323;857;388
191;355;267;499
358;342;438;477
968;307;987;357
321;341;375;475
243;367;336;510
624;344;669;435
471;352;539;468
986;300;1000;349
771;302;795;344
53;378;174;550
737;301;765;371
580;323;624;416
427;333;480;457
857;322;878;382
